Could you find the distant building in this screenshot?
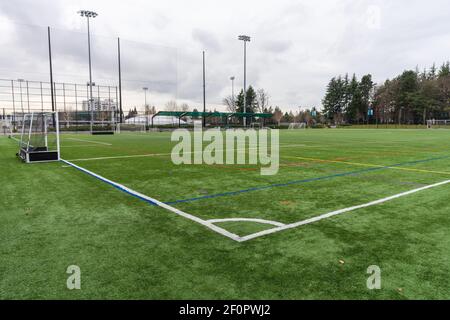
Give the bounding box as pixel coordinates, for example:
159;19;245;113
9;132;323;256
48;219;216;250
82;98;117;112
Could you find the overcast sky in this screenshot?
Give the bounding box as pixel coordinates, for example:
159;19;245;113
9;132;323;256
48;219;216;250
0;0;449;112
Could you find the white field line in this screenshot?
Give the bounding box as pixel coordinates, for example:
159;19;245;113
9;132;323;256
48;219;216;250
66;137;112;146
62;158;450;242
207;218;285;227
238;179;450;242
61;159;242;242
9;136;20;143
61;144;101;148
65;144;307;162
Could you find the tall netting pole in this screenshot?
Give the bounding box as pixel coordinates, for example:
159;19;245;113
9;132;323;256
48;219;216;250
118;37;123;124
48;27;56;128
202;51;206;128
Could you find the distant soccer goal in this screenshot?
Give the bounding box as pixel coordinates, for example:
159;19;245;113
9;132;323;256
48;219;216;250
427;119;450;129
288;122;306;129
0;119;13;137
116;122;146;133
250;122;262;129
18;112;60;163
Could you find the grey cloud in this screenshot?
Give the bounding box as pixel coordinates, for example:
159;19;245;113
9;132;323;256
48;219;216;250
192;29;221;51
261;39;292;53
0;0;449;111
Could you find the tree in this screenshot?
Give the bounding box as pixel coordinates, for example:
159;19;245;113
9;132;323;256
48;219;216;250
180;103;190;112
371;61;450;124
281;111;294;123
144;105;157;115
125;107;138;120
165;100;178;111
255;89;270;113
439;61;450;78
322;76;346;123
272;106;283;125
345;74;360;123
223;95;236;112
359;74;375;122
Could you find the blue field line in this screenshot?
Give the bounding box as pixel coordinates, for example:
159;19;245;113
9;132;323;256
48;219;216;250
165;155;450;205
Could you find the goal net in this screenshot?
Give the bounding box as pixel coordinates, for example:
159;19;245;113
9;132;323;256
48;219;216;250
250;122;262;129
58;110;117;135
288;122;306;129
18;112;60;163
116;122;146;133
427;119;450;129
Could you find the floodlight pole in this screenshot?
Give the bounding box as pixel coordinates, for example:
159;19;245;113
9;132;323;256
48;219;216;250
238;35;250;126
117;37;123;123
47;26;56;128
143;87;148;109
202;50;206;128
230;76;235;110
78;10;98;133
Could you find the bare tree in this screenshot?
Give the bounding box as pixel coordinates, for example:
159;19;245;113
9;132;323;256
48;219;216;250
256;89;270;113
164;100;178;111
180;103;190;112
223;95;236;112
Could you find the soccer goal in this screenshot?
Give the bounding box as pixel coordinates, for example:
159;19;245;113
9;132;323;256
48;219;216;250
288;122;306;129
427;119;450;129
18;112;60;163
116;122;146;133
0;119;13;137
250;122;262;129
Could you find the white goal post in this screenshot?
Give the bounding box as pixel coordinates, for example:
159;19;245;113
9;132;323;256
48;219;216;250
288;122;306;129
427;119;450;129
18;112;60;163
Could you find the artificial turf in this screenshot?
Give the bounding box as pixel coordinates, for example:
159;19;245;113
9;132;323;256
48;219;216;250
1;129;450;299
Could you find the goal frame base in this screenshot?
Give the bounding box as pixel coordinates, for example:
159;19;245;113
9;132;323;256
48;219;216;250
18;147;59;163
92;131;115;135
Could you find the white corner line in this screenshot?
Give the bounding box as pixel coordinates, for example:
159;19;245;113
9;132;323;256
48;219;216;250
60;158;450;244
60;158;242;242
238;179;450;242
208;218;285;227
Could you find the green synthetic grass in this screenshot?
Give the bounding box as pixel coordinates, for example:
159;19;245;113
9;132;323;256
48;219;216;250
1;129;450;299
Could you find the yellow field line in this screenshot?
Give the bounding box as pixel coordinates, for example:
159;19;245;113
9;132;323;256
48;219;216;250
285;156;450;175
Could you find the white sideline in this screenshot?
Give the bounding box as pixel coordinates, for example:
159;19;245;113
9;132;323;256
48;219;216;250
208;218;285;227
238;179;450;242
61;159;242;242
66;137;112;146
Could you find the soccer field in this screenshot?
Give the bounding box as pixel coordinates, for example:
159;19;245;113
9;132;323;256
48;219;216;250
1;129;450;299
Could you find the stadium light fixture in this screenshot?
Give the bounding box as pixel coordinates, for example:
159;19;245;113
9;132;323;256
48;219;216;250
78;10;98;133
238;35;251;126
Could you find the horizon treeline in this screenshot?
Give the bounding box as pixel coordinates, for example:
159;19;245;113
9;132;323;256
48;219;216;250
322;61;450;125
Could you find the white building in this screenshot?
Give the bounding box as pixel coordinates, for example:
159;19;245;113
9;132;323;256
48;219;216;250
82;98;117;112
